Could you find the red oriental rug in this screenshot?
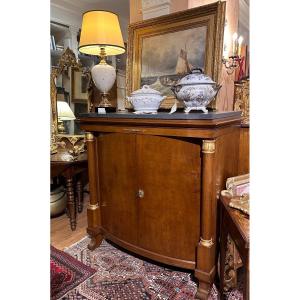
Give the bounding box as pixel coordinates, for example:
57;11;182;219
61;237;243;299
51;245;96;300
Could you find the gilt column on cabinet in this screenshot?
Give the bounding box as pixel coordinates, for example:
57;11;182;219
195;139;217;300
85;132;103;250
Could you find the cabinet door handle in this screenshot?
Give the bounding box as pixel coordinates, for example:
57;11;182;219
137;189;144;198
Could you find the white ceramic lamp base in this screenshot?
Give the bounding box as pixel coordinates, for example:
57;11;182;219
91;60;116;107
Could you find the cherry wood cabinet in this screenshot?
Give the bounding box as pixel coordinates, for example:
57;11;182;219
79;112;241;299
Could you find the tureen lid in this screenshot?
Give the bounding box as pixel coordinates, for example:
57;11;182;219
131;85;161;95
176;68;215;85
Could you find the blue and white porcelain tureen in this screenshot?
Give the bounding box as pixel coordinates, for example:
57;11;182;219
171;68;221;113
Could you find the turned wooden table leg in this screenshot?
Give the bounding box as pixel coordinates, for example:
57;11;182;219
86;132;103;250
66;177;76;231
76;177;83;213
195;139;217;299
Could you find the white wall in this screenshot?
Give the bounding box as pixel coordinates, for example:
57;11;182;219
50;1;129;42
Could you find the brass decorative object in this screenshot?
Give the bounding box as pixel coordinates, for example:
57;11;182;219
85;132;94;141
57;120;66;134
200;237;213;248
56;134;86;160
88;203;99;210
234;79;249;125
137;189;145;199
202;140;216;154
68;145;85;159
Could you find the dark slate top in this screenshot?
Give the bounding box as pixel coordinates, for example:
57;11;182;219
79;111;241;120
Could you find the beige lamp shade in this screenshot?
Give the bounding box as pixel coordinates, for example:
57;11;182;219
57;101;76;120
79;10;125;56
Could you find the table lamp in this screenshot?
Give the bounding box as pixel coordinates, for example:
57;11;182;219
57;101;76;133
78;10;125;108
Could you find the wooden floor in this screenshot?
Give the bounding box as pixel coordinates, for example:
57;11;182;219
51;193;89;250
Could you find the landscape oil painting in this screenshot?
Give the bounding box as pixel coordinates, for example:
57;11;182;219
127;2;225;108
140;26;207;96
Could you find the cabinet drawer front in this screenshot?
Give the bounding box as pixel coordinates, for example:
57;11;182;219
137;135;201;262
98;133;138;244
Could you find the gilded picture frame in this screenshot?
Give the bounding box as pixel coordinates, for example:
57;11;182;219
51;47;80;137
126;1;226;109
71;68;91;103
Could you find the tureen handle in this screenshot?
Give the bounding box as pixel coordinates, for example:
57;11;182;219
190;67;203;74
142;85;150;89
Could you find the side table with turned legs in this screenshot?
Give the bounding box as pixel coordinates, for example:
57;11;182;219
51;152;88;230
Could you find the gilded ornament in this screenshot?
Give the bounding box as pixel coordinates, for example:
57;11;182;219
229;194;250;215
233;79;249;125
50;48;90;155
224;235;238;291
85;132;94;141
200;237;213;247
88;204;99;210
202;140;216;153
56;134;86;159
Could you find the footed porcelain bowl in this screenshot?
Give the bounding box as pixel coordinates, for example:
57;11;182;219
171;69;221;113
127;85;166;114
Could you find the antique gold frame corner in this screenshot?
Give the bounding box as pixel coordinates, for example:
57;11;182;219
126;1;226;109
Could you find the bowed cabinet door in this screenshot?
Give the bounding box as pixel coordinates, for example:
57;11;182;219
136;134;201;268
97;133;138;245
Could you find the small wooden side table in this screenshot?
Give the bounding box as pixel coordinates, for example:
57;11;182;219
51;152;88;230
219;192;249;300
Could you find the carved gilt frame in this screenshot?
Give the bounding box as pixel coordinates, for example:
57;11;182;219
126;1;226;108
51;47;81;136
234;79;249;125
51;47;91;154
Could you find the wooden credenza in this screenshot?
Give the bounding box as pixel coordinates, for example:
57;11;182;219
79;111;241;299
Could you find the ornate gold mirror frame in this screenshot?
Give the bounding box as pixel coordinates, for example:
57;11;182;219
51;47;92;155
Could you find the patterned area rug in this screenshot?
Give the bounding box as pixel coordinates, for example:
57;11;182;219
51;245;96;300
63;237;243;299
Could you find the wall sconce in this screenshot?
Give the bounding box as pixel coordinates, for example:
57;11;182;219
222;31;245;80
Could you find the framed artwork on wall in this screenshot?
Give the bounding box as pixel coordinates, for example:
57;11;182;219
126;1;226;108
71;68;91;103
